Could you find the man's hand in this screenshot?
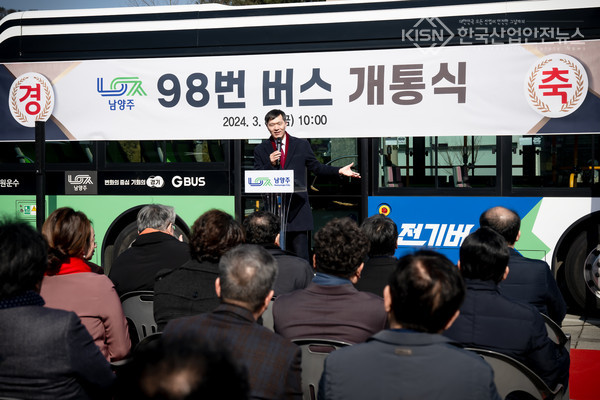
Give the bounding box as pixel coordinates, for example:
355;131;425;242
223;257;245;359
270;150;282;166
339;162;361;178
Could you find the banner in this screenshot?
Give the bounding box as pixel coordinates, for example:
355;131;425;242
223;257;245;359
2;39;599;141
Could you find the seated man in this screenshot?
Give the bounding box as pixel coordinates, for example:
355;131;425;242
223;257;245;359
243;211;314;297
354;214;398;296
273;217;387;344
109;204;191;297
444;227;570;389
0;220;115;399
162;244;302;400
319;251;500;400
479;206;567;325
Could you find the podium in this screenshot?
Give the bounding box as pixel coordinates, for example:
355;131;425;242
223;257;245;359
245;170;304;251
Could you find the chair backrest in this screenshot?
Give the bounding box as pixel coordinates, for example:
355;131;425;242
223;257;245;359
541;313;571;352
465;347;565;400
292;338;351;400
261;299;274;332
120;291;157;347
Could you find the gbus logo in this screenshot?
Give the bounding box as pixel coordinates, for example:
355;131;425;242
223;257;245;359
172;175;206;188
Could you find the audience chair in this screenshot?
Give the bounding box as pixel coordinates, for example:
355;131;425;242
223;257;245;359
120;291;157;348
261;299;275;332
541;313;571;352
292;338;351;400
465;347;565;400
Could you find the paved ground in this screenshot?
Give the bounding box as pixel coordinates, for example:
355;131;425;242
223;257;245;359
563;311;600;350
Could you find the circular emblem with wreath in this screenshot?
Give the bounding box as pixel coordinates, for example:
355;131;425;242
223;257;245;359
8;72;55;128
525;54;588;118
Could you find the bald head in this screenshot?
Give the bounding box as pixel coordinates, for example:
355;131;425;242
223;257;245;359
479;206;520;245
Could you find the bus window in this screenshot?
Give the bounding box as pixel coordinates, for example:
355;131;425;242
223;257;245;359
379;136;497;189
105;140;225;163
0;142;93;164
512;135;600;188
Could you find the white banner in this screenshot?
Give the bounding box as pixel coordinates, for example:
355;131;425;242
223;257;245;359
3;39;599;141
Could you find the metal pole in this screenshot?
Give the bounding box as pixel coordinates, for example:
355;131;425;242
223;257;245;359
35;121;46;231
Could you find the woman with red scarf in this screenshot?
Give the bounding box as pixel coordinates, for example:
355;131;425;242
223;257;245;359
40;207;131;362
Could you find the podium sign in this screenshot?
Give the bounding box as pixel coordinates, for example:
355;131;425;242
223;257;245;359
245;170;294;193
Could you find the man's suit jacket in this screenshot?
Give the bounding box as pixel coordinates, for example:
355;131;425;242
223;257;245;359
262;244;314;296
163;303;302;400
109;231;191;297
319;330;500;400
444;279;570;388
273;282;387;344
254;134;340;232
354;256;397;297
499;248;567;324
0;299;115;399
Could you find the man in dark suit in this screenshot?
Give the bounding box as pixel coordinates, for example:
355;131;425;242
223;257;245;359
354;214;398;297
319;250;501;400
479;206;567;325
444;227;570;389
109;204;191;297
254;109;360;260
0;220;115;399
273;217;387;344
243;210;314;297
163;244;302;400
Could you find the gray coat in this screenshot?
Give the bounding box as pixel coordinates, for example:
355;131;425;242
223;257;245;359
0;301;115;399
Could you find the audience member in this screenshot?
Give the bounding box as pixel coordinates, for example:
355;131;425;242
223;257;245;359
154;209;245;330
444;227;570;388
273;217;387;344
354;214;398;296
109;204;191;297
479;206;567;324
115;336;249;400
243;211;313;296
319;250;500;400
40;207;130;362
163;244;302;400
0;219;115;399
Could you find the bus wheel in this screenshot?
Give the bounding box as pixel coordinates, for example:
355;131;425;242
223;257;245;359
112;221;140;262
564;230;600;313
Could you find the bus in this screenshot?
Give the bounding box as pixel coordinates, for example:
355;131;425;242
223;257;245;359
1;0;600;312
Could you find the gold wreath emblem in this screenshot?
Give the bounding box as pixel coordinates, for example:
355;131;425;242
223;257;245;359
9;75;53;124
10;76;29;123
559;58;584;113
527;59;551;113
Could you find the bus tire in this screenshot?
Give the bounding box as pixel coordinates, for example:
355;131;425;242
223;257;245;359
564;228;600;314
112;221;140;262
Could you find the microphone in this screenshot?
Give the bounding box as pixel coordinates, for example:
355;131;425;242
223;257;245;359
276;138;282;167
